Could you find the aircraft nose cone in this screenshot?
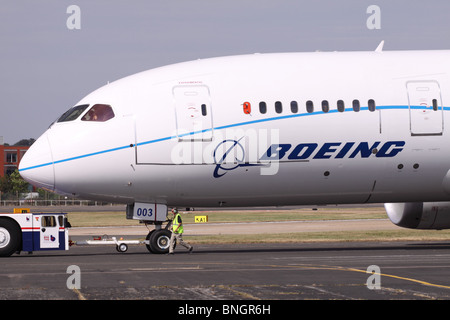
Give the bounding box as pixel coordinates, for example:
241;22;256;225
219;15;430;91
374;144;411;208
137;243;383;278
19;132;55;191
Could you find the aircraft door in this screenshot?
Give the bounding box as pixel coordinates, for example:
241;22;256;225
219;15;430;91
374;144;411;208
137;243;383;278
407;81;443;136
173;85;213;141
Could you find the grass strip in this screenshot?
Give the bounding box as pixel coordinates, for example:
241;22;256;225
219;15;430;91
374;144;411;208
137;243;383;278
66;207;387;227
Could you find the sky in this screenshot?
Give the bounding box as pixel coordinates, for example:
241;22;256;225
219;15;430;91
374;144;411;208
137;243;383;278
1;0;450;144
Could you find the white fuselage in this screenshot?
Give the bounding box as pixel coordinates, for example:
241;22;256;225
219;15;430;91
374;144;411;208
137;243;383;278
19;50;450;207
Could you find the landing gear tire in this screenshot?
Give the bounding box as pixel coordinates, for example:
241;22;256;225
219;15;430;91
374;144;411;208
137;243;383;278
116;243;128;253
0;219;21;257
146;229;173;254
145;230;155;253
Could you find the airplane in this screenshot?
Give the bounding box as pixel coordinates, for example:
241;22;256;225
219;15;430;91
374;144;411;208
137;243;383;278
18;44;450;253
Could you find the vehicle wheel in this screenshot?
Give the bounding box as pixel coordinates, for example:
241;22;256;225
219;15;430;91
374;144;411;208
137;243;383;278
149;229;172;254
116;243;128;253
0;219;21;257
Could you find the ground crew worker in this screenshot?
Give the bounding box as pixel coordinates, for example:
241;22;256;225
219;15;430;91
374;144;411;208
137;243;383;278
169;208;193;254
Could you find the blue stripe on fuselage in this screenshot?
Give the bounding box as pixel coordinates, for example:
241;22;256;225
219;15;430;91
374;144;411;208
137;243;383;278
18;105;446;172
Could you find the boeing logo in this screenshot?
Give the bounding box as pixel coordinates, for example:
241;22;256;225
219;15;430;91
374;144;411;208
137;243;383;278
213;140;405;178
261;141;405;161
213;138;266;178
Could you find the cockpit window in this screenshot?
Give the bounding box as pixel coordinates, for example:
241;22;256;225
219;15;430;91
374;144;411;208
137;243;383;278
57;104;90;123
81;104;115;122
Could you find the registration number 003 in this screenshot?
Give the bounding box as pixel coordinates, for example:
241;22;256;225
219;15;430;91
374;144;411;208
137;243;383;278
132;203;167;221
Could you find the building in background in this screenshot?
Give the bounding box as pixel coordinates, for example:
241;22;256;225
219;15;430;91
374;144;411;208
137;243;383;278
0;136;30;176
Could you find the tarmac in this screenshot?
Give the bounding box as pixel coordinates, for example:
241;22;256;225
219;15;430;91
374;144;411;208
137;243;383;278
2;241;450;302
2;218;450;304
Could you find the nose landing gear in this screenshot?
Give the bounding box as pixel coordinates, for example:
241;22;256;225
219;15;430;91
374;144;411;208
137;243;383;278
145;221;176;254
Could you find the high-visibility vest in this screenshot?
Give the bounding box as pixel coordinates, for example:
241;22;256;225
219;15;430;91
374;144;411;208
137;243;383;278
172;213;183;234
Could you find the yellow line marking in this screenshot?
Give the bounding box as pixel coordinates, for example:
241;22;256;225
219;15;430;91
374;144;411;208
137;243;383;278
283;264;450;290
73;288;87;300
157;262;450;289
346;266;450;290
163;261;450;290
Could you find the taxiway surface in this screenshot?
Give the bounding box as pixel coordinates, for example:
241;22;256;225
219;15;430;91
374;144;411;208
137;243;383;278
2;240;450;301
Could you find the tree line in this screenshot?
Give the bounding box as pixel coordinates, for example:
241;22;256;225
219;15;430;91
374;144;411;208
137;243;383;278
0;170;32;199
1;139;59;200
0;170;59;201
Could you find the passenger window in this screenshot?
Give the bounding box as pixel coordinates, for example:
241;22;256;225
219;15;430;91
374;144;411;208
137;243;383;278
81;104;115;122
259;102;267;114
368;99;376;112
290;101;298;113
57;104;90;122
322;100;329;113
306;100;314;113
201;104;207;116
275;101;283;114
432;99;438;111
337;100;345;112
352;99;360;112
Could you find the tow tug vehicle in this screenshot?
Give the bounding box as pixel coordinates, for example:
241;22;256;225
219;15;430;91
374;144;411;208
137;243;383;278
0;208;71;257
0;204;173;257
